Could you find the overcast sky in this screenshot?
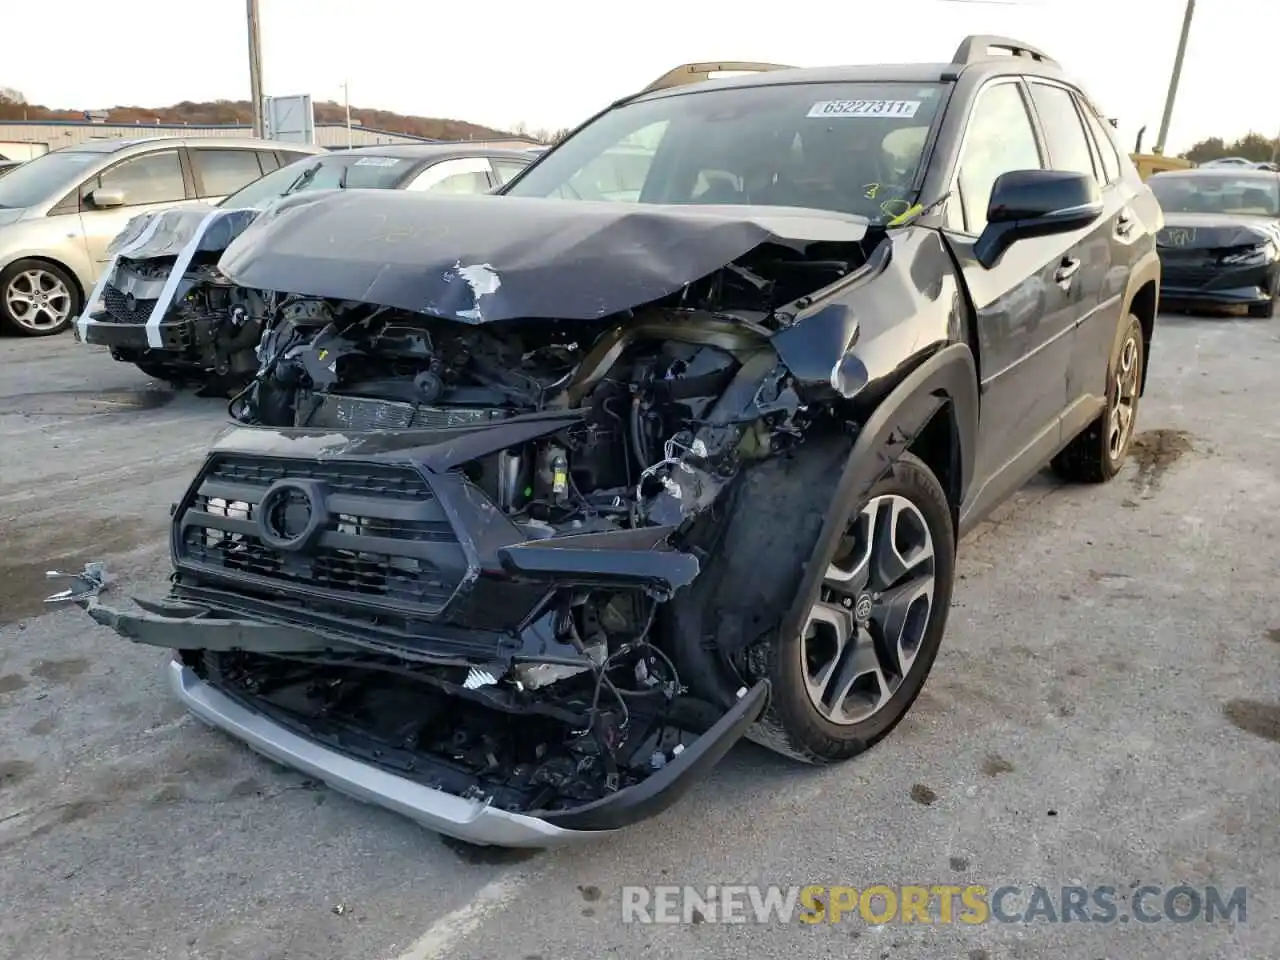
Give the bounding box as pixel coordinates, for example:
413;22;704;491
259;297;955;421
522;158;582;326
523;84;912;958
4;0;1264;154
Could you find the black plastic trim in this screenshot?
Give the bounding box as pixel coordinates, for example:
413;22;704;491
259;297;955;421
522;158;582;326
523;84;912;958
532;680;768;831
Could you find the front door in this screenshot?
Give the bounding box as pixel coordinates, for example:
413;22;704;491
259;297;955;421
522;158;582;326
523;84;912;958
940;79;1078;522
77;148;191;281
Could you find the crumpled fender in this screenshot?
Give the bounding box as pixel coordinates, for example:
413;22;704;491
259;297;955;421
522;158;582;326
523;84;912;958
779;341;978;642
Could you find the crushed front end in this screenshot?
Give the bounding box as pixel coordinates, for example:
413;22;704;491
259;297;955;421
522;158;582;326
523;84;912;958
62;192;884;845
76;206;269;386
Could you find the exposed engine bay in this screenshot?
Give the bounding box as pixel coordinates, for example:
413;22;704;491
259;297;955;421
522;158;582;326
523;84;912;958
72;192;886;827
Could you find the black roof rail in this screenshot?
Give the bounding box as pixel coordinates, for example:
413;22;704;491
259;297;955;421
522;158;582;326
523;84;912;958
951;34;1056;66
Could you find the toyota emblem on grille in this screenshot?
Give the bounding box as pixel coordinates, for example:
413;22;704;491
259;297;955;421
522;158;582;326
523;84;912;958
256;479;329;552
124;292;137;313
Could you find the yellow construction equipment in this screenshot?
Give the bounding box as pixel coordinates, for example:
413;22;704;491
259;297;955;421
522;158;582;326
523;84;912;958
1128;125;1193;180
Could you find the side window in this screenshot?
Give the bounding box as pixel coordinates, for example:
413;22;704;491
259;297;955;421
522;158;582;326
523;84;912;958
80;150;186;208
405;157;494;194
427;170;493;194
491;160;528;185
1027;83;1097;179
954;83;1043;235
1077;98;1122;184
191;149;265;197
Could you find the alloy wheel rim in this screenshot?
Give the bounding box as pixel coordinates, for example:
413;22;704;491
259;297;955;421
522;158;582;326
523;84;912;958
799;493;936;726
1108;335;1141;460
4;269;72;332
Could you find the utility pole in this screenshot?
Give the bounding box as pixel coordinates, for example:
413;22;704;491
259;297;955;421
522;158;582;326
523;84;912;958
1153;0;1195;155
247;0;265;138
342;81;352;149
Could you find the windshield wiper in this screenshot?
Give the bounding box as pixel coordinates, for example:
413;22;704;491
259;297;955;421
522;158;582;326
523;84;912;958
285;162;323;195
886;190;953;228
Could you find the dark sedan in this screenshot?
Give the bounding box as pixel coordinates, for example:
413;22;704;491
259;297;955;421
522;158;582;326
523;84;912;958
1149;167;1280;317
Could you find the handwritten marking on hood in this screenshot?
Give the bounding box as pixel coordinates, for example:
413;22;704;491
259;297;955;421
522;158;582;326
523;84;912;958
452;262;502;321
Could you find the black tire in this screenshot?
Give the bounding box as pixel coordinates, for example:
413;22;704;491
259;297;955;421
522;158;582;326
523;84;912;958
746;451;957;764
0;258;81;337
134;361;196;389
1051;313;1144;484
1247;299;1275;319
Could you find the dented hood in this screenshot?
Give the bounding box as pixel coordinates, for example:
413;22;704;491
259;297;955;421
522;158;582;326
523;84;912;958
1157;212;1280;250
106;204;258;260
215;190;869;323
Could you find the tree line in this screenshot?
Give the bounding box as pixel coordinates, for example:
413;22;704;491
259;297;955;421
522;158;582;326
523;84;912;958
0;87;513;143
1179;132;1279;165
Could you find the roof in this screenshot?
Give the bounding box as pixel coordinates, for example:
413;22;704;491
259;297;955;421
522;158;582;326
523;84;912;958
52;135;323;154
626;36;1072;106
322;142;538;161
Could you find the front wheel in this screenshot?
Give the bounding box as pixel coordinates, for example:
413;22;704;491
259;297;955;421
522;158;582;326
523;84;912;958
0;259;80;336
747;452;956;764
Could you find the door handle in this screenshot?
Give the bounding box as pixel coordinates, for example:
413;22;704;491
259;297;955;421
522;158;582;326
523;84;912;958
1116;212;1134;238
1054;257;1081;287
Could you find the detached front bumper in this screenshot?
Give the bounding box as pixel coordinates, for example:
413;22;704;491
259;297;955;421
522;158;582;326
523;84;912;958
76;589;768;847
79;313;198;362
168;659;581;847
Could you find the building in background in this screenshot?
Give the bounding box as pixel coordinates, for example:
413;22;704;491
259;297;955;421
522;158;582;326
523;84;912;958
0;120;540;159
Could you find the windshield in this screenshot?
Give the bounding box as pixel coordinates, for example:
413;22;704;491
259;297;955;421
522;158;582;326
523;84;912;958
504;81;945;222
0;150;101;209
1150;174;1280;217
220;153;411;209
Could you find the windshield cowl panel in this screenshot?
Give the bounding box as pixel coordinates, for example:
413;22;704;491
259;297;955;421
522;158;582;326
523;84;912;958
506;81;946;225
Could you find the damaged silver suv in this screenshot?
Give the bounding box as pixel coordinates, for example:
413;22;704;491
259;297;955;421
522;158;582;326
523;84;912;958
55;39;1162;847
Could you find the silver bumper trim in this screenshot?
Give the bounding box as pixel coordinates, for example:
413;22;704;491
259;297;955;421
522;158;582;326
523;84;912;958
167;659;604;848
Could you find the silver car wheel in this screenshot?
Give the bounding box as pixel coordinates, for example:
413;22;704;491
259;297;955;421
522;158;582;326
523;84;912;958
4;268;72;332
800;493;936;726
1108;333;1141;460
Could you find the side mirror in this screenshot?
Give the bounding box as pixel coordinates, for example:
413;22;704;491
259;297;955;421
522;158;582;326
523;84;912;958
974;170;1102;268
89;187;125;209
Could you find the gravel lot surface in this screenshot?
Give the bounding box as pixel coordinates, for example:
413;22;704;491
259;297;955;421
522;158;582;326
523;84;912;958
0;318;1276;960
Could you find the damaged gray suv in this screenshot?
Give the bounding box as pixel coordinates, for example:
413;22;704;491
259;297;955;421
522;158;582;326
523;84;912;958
55;38;1162;847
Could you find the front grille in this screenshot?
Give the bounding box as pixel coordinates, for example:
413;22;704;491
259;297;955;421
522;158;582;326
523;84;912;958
174;454;468;614
102;284;157;325
302;394;513;431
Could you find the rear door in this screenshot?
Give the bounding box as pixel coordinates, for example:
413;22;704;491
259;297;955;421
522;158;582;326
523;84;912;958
188;147;270;202
1072;95;1149;411
1024;81;1122;426
76;148;192;281
941;78;1075;517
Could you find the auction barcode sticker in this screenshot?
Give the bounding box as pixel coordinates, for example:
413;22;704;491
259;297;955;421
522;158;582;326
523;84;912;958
807;99;921;119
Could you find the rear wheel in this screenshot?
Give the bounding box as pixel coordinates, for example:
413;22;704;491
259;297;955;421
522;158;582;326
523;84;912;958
1247;299;1275;319
748;452;956;764
1051;313;1143;483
